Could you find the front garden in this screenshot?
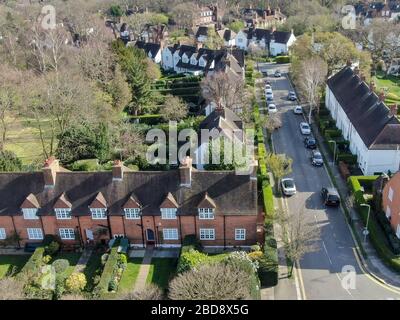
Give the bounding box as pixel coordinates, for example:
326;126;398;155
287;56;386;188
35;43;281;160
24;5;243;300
348;175;400;272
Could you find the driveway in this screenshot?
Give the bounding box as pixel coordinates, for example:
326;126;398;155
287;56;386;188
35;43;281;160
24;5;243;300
258;62;400;300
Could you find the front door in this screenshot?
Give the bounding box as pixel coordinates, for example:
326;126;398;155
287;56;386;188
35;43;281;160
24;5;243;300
146;229;155;243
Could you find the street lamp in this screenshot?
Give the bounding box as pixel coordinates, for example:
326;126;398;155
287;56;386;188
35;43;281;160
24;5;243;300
360;203;371;243
328;140;337;166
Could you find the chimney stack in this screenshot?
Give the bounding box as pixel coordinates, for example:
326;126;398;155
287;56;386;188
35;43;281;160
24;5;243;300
390;104;398;117
43;157;60;188
346;60;352;67
370;81;376;92
354;66;360;75
379;90;386;102
112;160;125;181
179;156;193;187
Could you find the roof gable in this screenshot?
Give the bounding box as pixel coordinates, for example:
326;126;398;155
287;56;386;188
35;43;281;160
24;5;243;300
197;192;216;208
21;193;40;209
54;192;72;209
123;193;141;209
90;192;107;208
160;192;179;208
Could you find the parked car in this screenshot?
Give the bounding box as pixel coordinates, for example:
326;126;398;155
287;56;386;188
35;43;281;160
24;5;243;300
265;80;271;86
293;105;303;115
288;91;297;101
266;91;274;101
262;70;268;76
311;150;324;166
274;70;281;77
304;137;317;149
265;84;272;90
268;104;277;113
321;187;340;206
281;178;297;196
300;122;311;135
265;87;273;94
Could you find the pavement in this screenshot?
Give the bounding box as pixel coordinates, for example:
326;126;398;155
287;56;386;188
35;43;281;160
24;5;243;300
257;62;400;300
133;247;154;293
74;247;93;273
129;248;179;258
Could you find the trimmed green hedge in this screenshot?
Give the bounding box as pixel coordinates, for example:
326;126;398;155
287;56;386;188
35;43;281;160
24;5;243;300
348;176;400;271
275;56;290;64
262;184;274;219
260;227;278;287
19;247;45;277
337;153;357;165
130;114;162;125
93;239;124;297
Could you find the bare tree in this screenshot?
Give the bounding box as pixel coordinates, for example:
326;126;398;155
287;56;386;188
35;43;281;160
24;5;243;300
160;95;188;122
0;277;24;300
276;209;320;277
120;284;163;300
115;121;145;161
260;114;282;135
201;71;249;115
168;263;253;300
299;57;327;123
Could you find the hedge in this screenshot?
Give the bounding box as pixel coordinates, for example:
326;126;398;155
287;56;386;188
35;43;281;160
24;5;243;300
274;56;290;64
260;229;278;287
19;246;45;277
130;114;162;125
336;153;357;165
93;239;122;297
348;176;400;271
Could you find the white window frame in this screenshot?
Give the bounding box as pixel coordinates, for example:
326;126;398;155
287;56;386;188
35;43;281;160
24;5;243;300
55;208;72;220
198;208;215;219
27;228;43;240
199;228;215;240
397;224;400;239
161;208;177;220
0;228;6;240
59;228;75;240
235;228;246;241
22;208;39;220
162;228;179;240
124;208;141;219
388;187;394;202
386;205;392;219
90;208;107;220
113;234;124;239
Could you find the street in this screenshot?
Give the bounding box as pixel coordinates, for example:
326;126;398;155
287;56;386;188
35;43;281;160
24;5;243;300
258;63;400;300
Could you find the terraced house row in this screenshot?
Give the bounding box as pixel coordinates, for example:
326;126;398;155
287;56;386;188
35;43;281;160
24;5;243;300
0;157;263;249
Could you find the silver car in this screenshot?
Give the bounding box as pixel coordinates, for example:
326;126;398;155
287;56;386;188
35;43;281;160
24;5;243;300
281;178;297;196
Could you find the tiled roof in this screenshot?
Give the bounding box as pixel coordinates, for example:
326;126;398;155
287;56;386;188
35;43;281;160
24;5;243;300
327;66;400;149
0;168;257;217
135;41;161;58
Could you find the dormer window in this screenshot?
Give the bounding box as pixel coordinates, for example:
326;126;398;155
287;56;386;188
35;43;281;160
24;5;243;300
161;208;177;219
199;208;214;219
125;208;141;219
55;208;72;220
23;208;39;220
91;208;107;219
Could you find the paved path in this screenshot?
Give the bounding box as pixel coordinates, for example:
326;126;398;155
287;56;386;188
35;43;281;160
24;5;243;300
133;247;154;292
74;248;93;273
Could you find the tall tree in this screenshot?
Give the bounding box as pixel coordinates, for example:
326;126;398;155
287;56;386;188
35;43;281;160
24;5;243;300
265;152;293;192
159;95;188;122
300;57;328;123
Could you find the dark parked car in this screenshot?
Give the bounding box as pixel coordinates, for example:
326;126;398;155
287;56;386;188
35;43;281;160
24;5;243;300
288;91;297;101
321;187;341;206
304;137;317;149
262;70;268;76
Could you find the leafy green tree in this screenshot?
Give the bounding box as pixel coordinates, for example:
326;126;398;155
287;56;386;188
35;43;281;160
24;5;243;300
0;150;22;172
265;153;292;192
109;5;124;19
112;40;155;115
228;20;245;33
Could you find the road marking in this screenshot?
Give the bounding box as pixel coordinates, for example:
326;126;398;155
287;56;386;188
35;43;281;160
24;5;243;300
296;260;307;300
322;241;333;265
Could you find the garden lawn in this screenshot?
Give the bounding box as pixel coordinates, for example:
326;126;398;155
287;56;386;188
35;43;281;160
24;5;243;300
0;255;30;279
146;258;177;290
373;72;400;105
83;253;102;292
50;253;81;278
118;258;142;293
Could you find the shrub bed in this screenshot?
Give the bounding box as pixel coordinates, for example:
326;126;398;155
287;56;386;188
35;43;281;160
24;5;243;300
348;176;400;271
275;56;290;64
19;246;45;277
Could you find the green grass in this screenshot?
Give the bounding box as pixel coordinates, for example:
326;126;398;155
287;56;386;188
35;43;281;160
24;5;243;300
146;258;177;290
50;252;81;278
373;72;400;106
4;115;55;165
83;253;103;292
118;258;142;293
0;255;30;279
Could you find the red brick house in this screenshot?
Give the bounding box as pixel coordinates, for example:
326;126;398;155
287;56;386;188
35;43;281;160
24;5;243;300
382;171;400;238
0;157;263;249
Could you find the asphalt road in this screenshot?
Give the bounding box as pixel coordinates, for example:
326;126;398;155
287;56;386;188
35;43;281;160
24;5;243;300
259;62;400;300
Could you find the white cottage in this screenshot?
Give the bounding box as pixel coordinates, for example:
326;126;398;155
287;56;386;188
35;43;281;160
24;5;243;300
326;66;400;175
134;41;162;64
235;28;296;56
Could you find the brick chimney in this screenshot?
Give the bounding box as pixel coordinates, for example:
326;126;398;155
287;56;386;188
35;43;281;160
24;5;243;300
354;66;360;75
179;156;193;187
346;60;352;67
379;90;386;101
370;81;376;92
112;160;124;181
43;157;60;188
390;104;398;117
